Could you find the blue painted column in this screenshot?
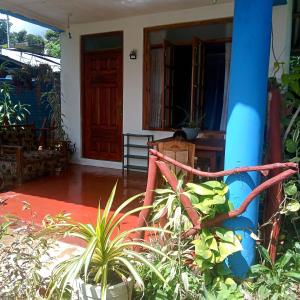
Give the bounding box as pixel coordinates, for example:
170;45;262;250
224;0;273;277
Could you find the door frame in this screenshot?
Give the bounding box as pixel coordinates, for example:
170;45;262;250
80;31;124;161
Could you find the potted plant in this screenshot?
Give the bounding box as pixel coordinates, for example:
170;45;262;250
182;121;200;140
46;183;168;300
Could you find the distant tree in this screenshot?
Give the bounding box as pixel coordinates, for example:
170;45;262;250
45;30;60;58
0;18;12;46
45;30;59;42
26;34;45;54
9;32;17;45
10;30;27;46
16;30;27;43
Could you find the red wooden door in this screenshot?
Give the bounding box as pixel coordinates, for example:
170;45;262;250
83;49;123;161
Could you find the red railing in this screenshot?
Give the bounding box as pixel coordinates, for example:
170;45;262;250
137;149;298;254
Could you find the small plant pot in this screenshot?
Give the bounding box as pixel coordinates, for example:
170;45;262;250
72;277;133;300
182;127;200;140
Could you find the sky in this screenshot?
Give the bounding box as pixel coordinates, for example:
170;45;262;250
0;13;48;37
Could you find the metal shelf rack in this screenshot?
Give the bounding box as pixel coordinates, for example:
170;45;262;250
122;133;154;172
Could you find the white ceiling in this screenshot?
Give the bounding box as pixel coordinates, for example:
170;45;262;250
0;0;232;30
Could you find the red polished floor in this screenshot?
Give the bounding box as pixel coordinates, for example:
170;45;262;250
0;165;147;232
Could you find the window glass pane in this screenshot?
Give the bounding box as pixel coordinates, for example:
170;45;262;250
292;1;300;55
149;23;232;45
84;34;123;52
149;48;164;128
145;21;232;130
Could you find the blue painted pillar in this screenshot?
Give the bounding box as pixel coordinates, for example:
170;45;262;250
224;0;273;277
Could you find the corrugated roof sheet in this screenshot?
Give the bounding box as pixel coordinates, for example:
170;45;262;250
0;48;60;72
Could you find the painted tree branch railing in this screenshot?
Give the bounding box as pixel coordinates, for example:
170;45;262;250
136;149;298;240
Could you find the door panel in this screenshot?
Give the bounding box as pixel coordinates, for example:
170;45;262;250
83;49;123;161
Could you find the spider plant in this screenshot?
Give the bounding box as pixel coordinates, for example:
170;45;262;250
46;183;170;300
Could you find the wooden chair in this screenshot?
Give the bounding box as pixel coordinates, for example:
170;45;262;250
198;130;226;139
157;140;195;182
197;130;225;171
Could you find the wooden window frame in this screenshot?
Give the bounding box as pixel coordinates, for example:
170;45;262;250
142;17;233;131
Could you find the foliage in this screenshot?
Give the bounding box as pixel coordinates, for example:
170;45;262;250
38;65;75;153
247;243;300;299
193;228;242;285
23;33;45;54
183;121;200;129
187;181;243;295
0;225;53;299
10;66;34;89
0;18;11;45
135;238;204;300
9;29;45;54
1;20;59;56
0;202;55;300
0;82;30;124
7;63;71;147
140;178;244;299
279;59;300;250
40;69;66;140
45;30;61;58
46;183;168;300
203;282;245;300
10;29;27;44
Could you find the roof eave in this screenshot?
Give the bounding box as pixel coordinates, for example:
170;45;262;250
0;8;64;33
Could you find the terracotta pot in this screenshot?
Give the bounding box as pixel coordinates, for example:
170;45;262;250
72;277;133;300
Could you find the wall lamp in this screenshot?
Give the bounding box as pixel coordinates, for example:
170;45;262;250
129;49;137;60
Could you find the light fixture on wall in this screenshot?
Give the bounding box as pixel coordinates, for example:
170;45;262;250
67;14;72;39
129;49;137;60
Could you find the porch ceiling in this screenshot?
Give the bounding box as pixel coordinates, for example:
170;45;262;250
0;0;232;30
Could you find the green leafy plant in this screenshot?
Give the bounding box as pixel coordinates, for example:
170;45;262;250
145;178;243;299
203;281;245;300
185;181;243;294
39;65;76;154
140;178;204;299
0;201;55;300
0;225;54;299
135;238;204;300
183;121;199;129
278;60;300;252
0;82;30;124
46;183;169;300
248;243;300;299
45;30;61;58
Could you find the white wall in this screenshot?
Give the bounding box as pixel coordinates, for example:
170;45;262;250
269;1;293;78
60;1;292;169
